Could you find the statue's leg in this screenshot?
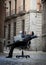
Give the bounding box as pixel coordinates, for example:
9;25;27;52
6;45;15;58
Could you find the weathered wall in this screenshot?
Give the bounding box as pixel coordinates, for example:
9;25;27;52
42;2;46;51
5;0;43;51
5;13;30;44
0;0;5;52
30;11;42;50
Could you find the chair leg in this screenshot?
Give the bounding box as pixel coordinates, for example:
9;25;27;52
16;50;30;58
22;50;24;57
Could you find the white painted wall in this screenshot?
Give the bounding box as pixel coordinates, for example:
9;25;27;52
30;0;37;10
29;11;43;50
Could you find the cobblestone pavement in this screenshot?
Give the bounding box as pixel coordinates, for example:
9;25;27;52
0;49;46;65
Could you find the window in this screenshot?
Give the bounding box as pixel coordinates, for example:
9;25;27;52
23;0;25;10
4;26;6;38
8;24;11;40
9;1;11;15
14;22;16;36
15;0;17;13
22;20;25;32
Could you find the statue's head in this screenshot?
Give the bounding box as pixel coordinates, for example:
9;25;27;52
29;31;34;35
32;31;34;35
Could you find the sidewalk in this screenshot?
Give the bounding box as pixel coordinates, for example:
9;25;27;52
0;49;46;65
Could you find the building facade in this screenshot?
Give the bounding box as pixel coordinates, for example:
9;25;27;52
5;0;30;45
29;0;43;50
4;0;43;50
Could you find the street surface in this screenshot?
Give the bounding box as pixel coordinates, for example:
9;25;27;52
0;49;46;65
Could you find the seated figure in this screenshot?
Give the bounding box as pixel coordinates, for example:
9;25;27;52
6;31;37;58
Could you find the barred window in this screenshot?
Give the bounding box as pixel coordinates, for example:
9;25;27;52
22;19;25;33
14;22;16;36
8;24;11;40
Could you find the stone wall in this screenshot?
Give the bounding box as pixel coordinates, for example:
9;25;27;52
5;13;30;45
42;2;46;51
0;1;5;52
5;11;43;51
29;11;43;51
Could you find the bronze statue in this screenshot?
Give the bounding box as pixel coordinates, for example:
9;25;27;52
6;31;37;58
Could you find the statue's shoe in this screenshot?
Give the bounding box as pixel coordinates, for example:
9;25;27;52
6;56;12;58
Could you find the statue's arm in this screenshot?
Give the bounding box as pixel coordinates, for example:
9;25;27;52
31;35;38;39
